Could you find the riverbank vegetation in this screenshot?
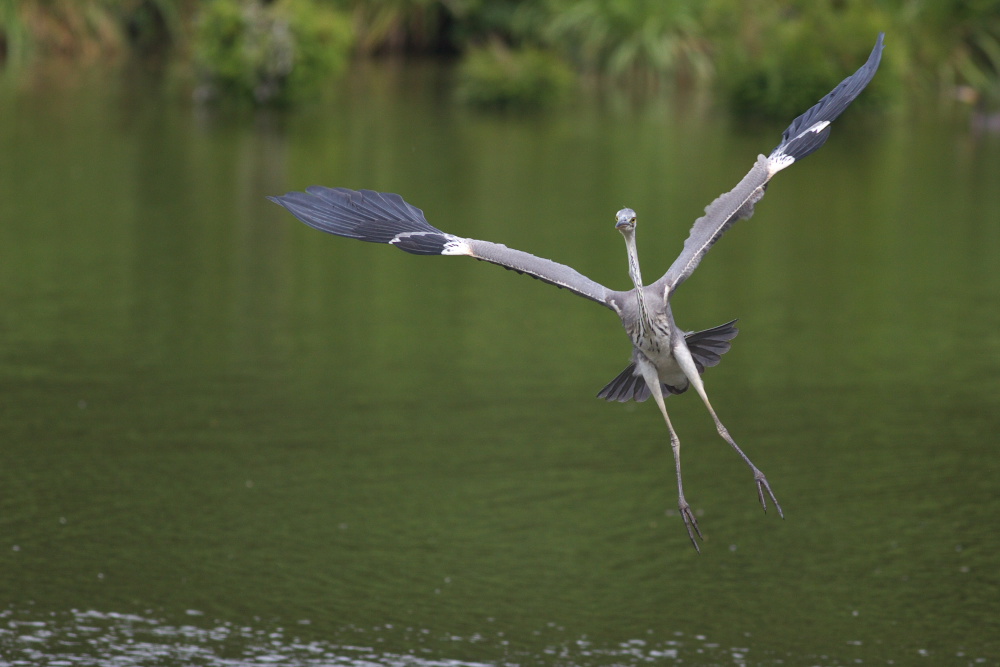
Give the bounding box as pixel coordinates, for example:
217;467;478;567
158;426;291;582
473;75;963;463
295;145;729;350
1;0;997;113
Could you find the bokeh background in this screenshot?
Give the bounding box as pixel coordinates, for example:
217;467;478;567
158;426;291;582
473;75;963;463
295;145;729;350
1;2;999;665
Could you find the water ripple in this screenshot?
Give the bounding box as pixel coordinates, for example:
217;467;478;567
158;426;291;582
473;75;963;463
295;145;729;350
0;608;779;666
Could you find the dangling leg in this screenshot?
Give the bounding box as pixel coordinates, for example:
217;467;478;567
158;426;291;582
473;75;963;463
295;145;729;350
639;361;703;551
673;343;784;518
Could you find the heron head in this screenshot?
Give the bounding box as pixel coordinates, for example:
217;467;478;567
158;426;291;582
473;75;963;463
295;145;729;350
615;208;637;232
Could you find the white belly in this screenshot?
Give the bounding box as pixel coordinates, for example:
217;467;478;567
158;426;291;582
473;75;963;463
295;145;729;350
635;338;689;392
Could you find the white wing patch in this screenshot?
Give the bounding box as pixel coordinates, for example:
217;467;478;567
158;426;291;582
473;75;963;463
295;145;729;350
766;152;796;176
387;231;471;256
440;237;472;255
767;120;833;176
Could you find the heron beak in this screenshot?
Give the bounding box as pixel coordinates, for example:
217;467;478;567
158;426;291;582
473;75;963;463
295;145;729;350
615;208;637;230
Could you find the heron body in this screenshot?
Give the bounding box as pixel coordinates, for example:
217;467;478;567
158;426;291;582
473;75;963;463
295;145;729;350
270;34;885;551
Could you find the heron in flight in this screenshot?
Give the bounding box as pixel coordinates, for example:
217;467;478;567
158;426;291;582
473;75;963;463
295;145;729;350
270;34;884;551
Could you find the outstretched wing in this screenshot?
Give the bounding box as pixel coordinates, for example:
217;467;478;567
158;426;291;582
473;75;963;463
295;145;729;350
655;33;885;297
269;187;614;307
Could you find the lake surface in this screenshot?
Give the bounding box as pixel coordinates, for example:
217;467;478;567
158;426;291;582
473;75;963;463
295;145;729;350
1;61;999;666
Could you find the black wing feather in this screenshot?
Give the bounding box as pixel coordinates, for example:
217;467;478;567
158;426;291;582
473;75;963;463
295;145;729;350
773;33;885;162
269;187;441;242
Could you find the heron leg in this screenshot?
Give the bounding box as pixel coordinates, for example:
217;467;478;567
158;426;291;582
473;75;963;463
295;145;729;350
640;363;703;551
673;343;784;518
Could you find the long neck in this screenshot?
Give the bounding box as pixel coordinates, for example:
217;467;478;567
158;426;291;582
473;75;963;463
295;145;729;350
622;230;653;333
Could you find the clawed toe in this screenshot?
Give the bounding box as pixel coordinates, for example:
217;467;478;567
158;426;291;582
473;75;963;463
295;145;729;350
678;502;703;553
753;470;784;519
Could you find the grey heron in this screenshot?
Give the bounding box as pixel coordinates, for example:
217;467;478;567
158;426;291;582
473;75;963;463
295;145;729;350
270;34;884;551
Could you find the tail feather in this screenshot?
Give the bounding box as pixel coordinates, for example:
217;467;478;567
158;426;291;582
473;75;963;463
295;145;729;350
597;364;651;402
597;319;739;402
686;319;738;373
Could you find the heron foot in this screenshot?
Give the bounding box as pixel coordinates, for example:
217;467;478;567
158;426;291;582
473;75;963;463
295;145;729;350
753;469;784;519
678;499;703;553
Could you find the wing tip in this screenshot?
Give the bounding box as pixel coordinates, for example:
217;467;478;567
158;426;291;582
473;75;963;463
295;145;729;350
267;192;294;208
769;32;885;164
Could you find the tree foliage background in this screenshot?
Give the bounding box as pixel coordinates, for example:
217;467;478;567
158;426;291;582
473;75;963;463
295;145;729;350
1;0;998;111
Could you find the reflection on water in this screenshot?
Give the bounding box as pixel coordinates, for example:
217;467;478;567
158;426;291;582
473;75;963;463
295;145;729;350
2;63;1000;666
7;607;983;666
0;607;708;665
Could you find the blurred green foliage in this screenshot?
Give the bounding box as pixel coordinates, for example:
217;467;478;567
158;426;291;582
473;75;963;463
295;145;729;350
539;0;711;83
193;0;352;105
0;1;31;68
124;0;183;55
704;0;892;118
901;0;1000;106
456;40;575;109
349;0;450;54
1;0;999;113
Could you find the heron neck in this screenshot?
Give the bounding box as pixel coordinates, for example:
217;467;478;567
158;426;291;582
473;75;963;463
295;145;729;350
624;232;644;287
623;230;652;332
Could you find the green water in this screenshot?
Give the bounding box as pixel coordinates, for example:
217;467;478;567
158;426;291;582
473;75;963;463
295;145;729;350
1;63;999;665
